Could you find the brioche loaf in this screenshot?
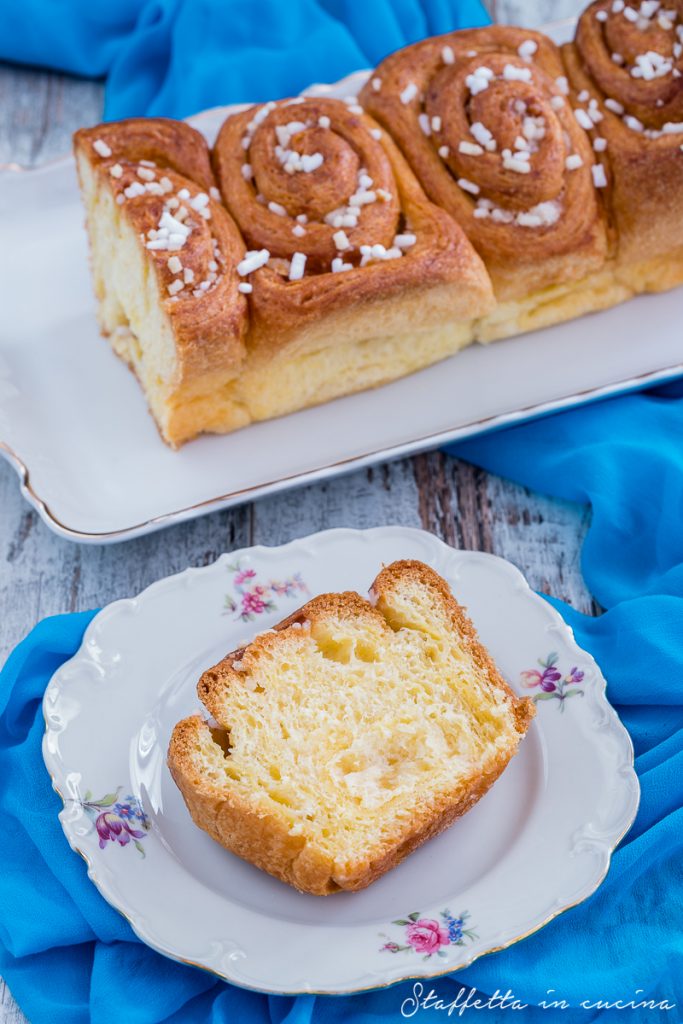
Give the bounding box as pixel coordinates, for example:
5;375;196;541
168;560;535;895
73;120;251;445
74;0;683;445
561;0;683;294
74;103;493;447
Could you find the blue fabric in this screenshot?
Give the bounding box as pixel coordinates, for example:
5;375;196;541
0;0;490;121
1;384;682;1024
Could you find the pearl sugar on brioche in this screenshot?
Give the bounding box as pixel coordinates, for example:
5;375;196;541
168;560;535;895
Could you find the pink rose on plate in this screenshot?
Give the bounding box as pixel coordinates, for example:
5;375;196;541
405;918;450;954
241;592;266;615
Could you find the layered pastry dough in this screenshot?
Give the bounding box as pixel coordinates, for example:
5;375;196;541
75;102;492;446
74;0;683;447
168;560;535;894
212;97;493;422
360;26;632;340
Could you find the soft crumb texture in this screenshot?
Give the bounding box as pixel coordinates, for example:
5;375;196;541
73;120;250;447
74;149;180;435
168;560;535;895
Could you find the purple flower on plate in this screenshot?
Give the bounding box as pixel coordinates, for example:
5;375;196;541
114;798;147;825
520;653;586;711
567;666;585;685
95;810;146;850
521;665;562;692
81;789;150;856
271;580;291;596
113;801;135;819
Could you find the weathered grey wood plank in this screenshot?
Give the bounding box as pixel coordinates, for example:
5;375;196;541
412;452;596;610
0;981;26;1024
251;460;422;545
488;0;585;25
0;463;252;661
0;64;103;166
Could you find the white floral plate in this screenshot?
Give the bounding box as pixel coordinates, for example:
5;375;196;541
42;527;639;995
2;21;683;543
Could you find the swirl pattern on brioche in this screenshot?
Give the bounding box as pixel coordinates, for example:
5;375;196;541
563;1;683;283
212;96;493;348
573;0;683;129
215;97;402;272
360;27;608;300
74;119;248;367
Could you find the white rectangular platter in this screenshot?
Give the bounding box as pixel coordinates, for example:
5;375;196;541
1;24;681;543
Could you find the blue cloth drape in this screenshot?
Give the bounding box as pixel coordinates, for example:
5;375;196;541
0;0;490;120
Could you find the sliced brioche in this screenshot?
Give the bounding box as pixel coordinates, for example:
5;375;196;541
168;560;534;895
73;121;250;446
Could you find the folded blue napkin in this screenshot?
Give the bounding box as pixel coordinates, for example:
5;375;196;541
2;381;682;1024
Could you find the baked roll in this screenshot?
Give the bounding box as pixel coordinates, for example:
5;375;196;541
74;120;249;447
562;0;683;292
75;105;493;444
211;96;494;421
73;1;683;448
168;560;534;895
360;26;630;340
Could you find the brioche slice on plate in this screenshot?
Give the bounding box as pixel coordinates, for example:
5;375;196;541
168;560;534;895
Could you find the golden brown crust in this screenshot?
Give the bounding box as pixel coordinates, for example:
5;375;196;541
212;96;494;356
168;713;524;895
360;26;609;301
75;107;494;446
372;560;535;734
562;1;683;282
74;119;216;189
335;743;522;892
168;716;318;880
74;12;683;447
168;560;534;895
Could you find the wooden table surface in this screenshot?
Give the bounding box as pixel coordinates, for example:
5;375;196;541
0;3;591;1018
